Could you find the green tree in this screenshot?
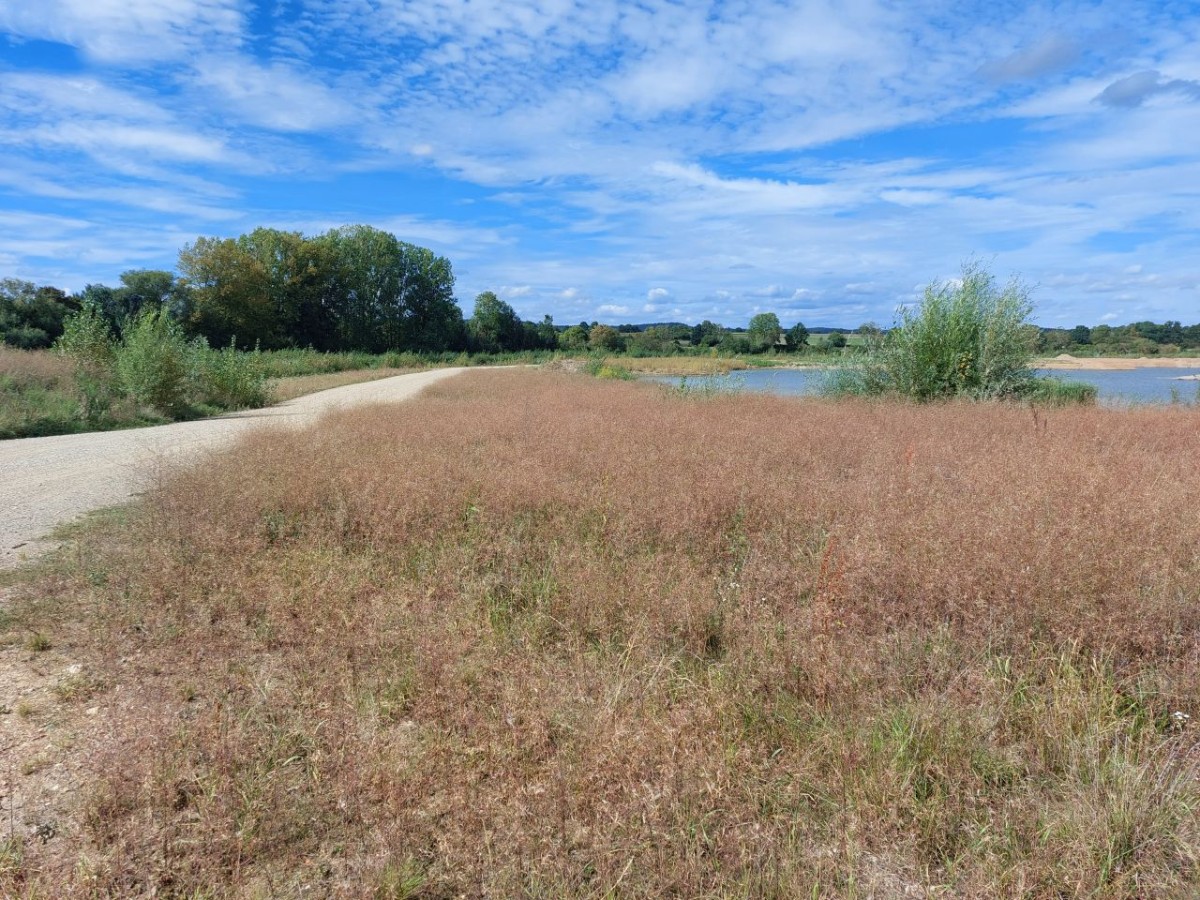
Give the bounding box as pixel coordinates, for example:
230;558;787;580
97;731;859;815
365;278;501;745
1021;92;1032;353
587;324;624;352
747;312;782;352
787;322;809;350
535;315;558;350
118;269;178;312
1038;328;1072;353
0;279;77;348
181;225;462;353
469;291;522;352
719;332;751;354
318;225;462;352
626;326;677;356
1070;325;1092;346
179;236;278;348
690;320;724;347
559;324;589;350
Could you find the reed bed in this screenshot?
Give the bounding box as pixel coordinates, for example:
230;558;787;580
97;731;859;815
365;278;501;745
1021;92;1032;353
5;370;1200;896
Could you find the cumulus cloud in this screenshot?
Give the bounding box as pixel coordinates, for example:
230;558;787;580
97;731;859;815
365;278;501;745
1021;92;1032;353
647;287;670;301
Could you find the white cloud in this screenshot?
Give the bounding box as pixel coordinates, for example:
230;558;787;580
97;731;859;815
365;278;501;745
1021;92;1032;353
20;123;230;163
190;58;355;132
0;0;245;63
0;0;1198;325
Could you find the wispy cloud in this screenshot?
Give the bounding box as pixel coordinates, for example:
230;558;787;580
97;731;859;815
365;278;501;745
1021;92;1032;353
0;0;245;63
1095;70;1200;107
979;37;1080;83
0;0;1197;324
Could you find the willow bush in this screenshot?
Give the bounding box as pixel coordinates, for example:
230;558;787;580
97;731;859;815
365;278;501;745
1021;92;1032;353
829;261;1050;401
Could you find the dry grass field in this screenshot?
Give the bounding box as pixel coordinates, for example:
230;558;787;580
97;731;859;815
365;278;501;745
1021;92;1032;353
266;368;416;403
3;369;1199;897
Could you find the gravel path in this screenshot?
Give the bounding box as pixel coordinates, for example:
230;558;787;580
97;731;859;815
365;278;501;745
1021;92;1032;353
0;367;466;569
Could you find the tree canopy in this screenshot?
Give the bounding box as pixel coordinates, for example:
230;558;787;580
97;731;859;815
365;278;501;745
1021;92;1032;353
178;226;463;352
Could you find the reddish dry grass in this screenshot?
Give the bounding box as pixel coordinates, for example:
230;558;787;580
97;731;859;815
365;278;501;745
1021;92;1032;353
267;368;416;403
5;369;1200;897
0;347;75;386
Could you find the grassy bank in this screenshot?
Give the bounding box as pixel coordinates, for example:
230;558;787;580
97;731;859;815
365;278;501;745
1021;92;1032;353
614;353;843;376
0;348;554;439
3;371;1200;895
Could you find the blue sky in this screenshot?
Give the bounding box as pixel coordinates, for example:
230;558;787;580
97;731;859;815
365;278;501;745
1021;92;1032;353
1;1;1197;328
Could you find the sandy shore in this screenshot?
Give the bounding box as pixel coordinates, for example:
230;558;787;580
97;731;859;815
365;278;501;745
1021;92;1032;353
1037;354;1200;370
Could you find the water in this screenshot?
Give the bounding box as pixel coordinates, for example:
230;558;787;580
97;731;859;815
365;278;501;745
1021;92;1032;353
648;367;1200;405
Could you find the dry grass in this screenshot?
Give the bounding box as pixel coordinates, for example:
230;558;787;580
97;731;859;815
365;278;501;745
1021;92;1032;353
0;347;76;386
0;347;83;438
5;370;1200;896
611;355;748;375
267;368;416;403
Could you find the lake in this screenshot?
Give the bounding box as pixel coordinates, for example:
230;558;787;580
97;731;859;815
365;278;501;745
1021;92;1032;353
648;366;1200;405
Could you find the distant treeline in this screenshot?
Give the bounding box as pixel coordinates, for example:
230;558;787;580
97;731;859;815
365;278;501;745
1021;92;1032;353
1035;322;1200;355
3;235;1198;356
2;226;469;354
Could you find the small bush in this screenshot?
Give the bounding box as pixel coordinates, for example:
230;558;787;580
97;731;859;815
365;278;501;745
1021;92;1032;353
583;357;634;380
831;261;1039;401
1027;378;1099;406
57;304;118;423
193;339;270;409
116;307;190;415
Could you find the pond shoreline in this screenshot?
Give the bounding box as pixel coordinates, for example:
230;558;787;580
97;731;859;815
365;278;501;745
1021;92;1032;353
1038;354;1200;370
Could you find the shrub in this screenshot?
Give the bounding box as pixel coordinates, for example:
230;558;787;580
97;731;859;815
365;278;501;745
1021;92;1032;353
583;356;634;380
1027;378;1099;406
115;307;191;415
57;304;118;423
193;339;270;409
832;261;1039;401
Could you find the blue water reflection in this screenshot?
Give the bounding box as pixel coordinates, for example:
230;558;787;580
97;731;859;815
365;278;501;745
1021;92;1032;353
648;366;1200;405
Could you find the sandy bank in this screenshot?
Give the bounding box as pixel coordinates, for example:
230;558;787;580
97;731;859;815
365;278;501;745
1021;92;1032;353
1037;354;1200;370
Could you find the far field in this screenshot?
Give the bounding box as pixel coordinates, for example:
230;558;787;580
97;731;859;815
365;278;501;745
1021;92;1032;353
2;369;1200;896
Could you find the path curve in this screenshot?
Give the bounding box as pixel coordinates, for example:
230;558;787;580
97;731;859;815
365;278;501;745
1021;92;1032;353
0;367;466;568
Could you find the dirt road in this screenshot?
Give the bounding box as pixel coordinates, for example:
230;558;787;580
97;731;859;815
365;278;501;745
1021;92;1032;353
0;367;465;568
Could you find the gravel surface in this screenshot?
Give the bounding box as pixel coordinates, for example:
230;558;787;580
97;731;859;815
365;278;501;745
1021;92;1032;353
0;367;466;569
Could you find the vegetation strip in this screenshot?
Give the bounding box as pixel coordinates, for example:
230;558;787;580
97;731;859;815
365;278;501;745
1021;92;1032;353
2;369;1199;895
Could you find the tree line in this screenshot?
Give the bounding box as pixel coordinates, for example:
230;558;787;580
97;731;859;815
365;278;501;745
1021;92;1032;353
1;226;467;354
3;233;1199;357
